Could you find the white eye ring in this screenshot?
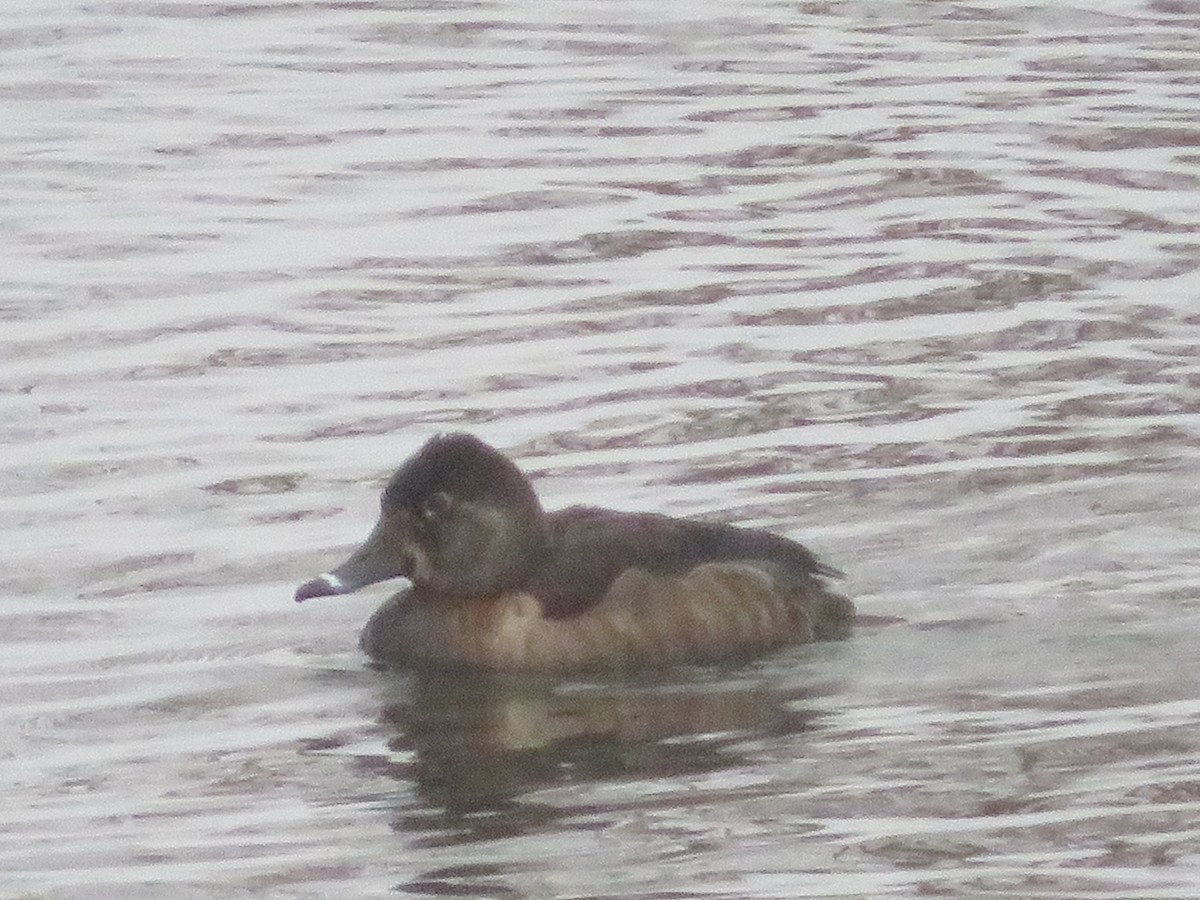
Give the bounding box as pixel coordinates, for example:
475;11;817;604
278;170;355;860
420;491;451;520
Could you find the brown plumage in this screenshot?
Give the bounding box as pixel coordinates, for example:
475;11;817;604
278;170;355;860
295;433;853;673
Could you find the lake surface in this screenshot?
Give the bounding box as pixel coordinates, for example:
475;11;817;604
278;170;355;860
3;0;1199;897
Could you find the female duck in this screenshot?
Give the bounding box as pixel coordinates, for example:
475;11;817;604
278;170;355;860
295;433;853;673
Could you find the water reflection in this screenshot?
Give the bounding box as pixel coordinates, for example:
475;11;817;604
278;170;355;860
363;668;829;820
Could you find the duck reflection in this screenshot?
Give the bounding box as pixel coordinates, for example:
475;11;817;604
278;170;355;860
361;666;829;825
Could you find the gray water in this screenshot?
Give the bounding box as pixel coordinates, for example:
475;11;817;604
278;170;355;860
3;1;1199;897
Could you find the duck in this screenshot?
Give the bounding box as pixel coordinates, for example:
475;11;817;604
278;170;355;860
295;433;853;673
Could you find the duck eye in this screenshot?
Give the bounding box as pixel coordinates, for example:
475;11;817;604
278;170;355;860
420;491;452;520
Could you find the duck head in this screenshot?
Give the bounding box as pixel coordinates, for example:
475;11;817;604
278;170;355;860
295;433;550;602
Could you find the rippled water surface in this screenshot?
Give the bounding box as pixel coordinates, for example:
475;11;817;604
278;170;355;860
4;0;1200;896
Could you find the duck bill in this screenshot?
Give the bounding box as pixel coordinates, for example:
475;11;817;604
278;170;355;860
294;519;408;603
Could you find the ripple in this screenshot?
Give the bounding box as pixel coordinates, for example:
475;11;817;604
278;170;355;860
3;0;1199;896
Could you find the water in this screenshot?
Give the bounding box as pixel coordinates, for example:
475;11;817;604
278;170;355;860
3;0;1199;896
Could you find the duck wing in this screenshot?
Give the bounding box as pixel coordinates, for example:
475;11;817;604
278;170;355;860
531;505;840;619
